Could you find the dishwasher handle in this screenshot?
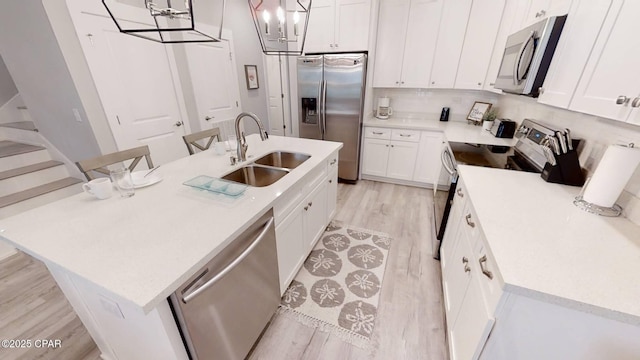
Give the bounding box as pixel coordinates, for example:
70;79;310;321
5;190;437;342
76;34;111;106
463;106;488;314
182;216;275;303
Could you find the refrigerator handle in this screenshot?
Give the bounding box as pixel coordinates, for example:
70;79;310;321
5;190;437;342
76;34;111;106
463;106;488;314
321;80;327;138
317;80;323;136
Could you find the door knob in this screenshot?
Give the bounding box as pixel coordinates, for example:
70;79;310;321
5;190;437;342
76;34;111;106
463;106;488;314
616;95;630;105
205;116;214;121
175;121;184;127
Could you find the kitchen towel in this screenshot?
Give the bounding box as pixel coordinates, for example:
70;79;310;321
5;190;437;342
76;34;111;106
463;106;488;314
278;221;392;350
582;145;640;208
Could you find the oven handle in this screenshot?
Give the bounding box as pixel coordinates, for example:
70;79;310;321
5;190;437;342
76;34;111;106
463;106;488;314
441;147;456;176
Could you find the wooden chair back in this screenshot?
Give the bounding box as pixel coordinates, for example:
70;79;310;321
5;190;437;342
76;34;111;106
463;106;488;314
182;127;222;155
76;145;154;181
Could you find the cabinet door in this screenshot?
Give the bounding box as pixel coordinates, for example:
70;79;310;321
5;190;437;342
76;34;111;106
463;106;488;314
429;0;472;88
372;0;410;87
569;0;638;122
303;181;329;252
455;0;506;90
537;0;614;108
449;275;495;360
327;168;338;220
335;0;371;51
362;138;390;177
413;131;444;184
386;141;418;180
400;0;442;88
275;206;305;293
441;223;472;331
305;0;336;53
521;0;571;27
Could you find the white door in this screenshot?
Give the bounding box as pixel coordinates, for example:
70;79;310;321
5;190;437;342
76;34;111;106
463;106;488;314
386;141;418;180
362;138;390;177
184;33;241;132
70;3;190;165
265;56;287;136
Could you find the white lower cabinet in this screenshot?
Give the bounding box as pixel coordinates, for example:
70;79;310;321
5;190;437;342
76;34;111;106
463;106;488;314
274;160;332;293
362;127;442;186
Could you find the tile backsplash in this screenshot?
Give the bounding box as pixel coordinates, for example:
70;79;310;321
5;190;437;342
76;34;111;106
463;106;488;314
374;88;640;225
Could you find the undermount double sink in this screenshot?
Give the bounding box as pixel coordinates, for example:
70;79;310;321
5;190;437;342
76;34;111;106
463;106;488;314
221;151;311;187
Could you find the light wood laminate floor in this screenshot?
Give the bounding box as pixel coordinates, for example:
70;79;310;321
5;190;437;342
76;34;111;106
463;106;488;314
0;180;448;360
0;252;100;360
250;180;449;360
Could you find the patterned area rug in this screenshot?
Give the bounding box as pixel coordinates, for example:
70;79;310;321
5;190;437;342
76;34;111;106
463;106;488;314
278;221;392;348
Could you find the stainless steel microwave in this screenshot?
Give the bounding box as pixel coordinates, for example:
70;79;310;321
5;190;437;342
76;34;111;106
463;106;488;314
494;15;567;97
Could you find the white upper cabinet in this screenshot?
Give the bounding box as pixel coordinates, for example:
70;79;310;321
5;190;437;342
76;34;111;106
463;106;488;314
373;0;441;88
430;0;471;89
305;0;371;53
569;0;640;123
454;0;506;90
519;0;572;27
537;0;614;108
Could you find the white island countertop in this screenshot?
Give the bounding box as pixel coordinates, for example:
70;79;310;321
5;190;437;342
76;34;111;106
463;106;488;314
458;165;640;325
365;116;518;147
0;135;341;314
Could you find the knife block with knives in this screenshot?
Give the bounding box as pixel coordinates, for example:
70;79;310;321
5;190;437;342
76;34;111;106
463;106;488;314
540;129;585;186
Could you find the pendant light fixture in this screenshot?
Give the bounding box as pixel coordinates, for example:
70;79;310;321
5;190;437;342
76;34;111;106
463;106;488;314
249;0;312;55
102;0;226;43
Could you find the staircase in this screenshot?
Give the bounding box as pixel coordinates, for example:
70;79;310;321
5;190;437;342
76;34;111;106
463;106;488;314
0;123;84;259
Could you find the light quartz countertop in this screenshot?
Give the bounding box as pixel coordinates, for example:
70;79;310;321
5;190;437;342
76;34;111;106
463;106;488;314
458;165;640;325
0;135;341;314
365;115;518;147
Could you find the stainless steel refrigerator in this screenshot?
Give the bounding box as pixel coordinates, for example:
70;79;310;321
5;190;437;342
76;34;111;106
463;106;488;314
297;53;367;182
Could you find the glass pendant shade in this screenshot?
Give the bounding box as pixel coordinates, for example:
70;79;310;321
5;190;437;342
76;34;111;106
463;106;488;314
102;0;226;43
249;0;311;55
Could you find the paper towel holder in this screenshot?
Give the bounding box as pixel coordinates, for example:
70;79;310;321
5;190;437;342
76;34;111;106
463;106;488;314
573;143;636;217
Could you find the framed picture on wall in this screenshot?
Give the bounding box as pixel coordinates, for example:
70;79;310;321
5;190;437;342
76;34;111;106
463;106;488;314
467;101;492;123
244;65;259;90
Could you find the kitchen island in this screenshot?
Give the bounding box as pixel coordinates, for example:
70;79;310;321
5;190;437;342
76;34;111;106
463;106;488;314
441;164;640;359
0;135;342;360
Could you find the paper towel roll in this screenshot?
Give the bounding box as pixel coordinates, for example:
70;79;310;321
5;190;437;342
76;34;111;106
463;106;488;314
582;145;640;208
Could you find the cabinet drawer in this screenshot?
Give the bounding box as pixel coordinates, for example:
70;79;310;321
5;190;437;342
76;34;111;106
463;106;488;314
391;129;420;142
364;127;391;139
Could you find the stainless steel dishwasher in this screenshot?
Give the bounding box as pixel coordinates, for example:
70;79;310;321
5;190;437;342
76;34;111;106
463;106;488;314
170;209;280;360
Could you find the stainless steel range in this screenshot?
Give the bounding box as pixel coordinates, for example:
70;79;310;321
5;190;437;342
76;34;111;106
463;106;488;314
433;119;578;259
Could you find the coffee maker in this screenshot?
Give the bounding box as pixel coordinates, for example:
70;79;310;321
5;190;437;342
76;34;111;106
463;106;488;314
376;97;393;119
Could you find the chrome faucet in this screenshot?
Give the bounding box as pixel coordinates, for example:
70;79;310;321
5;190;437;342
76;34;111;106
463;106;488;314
234;112;268;162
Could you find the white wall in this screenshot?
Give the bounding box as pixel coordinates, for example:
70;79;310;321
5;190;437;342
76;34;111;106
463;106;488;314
0;55;18;106
0;1;103;163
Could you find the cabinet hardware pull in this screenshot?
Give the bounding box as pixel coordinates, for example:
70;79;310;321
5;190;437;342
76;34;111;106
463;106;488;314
535;10;546;18
632;97;640;108
464;264;471;273
329;179;333;183
308;202;313;207
456;189;464;198
390;145;394;147
175;121;184;127
304;206;309;211
330;159;337;165
465;214;475;228
479;255;494;279
373;131;384;135
205;116;214;121
616;95;630;105
399;134;410;137
462;257;469;264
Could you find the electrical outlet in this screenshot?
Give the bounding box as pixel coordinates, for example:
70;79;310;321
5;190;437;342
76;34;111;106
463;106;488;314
72;108;83;122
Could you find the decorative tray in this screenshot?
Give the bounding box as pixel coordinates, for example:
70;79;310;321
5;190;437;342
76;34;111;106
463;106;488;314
183;175;248;197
